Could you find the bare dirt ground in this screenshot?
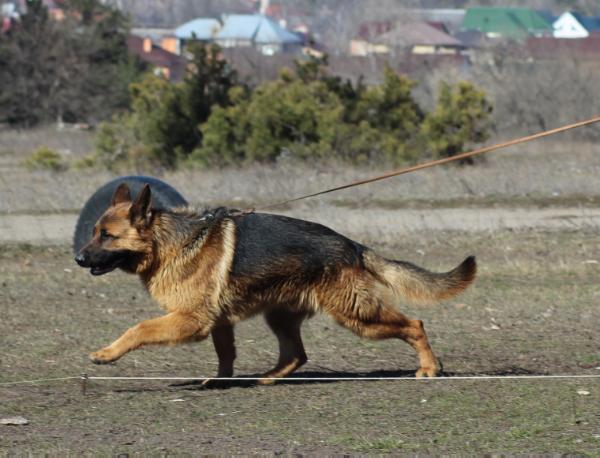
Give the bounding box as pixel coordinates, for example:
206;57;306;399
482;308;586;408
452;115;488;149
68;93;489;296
1;205;600;244
1;130;600;453
1;230;600;454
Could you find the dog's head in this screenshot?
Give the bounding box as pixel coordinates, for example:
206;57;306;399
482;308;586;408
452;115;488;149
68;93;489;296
75;183;154;275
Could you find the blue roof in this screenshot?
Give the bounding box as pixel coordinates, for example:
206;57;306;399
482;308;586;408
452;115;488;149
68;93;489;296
571;12;600;32
536;10;557;25
215;14;302;44
175;18;221;40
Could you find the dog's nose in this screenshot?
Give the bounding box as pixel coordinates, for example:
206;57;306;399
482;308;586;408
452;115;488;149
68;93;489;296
74;252;89;267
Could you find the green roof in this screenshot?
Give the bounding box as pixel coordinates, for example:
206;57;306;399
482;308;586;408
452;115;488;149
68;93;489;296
463;7;552;39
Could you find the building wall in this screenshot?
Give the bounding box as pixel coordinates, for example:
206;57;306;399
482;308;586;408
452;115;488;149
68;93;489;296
553;13;589;39
160;37;181;55
349;39;389;56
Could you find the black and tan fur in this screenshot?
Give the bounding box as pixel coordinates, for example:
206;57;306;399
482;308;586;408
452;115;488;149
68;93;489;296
75;183;476;382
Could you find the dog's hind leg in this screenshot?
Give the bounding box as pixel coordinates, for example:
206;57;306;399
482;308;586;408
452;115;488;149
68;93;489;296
330;307;439;378
90;312;210;364
259;309;308;385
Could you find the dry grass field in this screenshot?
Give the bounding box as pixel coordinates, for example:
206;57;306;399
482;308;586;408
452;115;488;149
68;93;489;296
2;126;600;214
1;128;600;454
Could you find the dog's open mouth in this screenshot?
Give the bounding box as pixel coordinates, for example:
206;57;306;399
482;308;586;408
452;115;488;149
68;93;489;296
90;265;118;276
79;249;134;276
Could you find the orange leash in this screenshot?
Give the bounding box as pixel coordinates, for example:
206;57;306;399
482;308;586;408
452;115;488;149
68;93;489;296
256;116;600;211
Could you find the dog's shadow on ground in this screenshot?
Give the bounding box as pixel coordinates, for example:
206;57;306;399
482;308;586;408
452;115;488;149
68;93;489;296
164;366;545;391
104;366;545;393
171;369;416;391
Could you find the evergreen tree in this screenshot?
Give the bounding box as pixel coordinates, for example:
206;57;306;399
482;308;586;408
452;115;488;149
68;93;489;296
0;0;139;126
421;81;493;163
96;43;241;168
180;43;241;149
0;0;61;125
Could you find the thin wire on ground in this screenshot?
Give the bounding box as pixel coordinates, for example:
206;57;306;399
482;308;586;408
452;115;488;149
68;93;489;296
3;374;600;386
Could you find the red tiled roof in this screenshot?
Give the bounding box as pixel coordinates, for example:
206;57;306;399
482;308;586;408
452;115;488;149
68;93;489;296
426;21;449;33
356;21;393;41
376;22;464;47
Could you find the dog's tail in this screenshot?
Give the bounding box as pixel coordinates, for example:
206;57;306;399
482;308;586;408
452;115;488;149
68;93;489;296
364;252;477;305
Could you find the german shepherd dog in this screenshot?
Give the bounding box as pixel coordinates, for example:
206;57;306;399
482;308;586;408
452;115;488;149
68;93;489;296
75;183;476;383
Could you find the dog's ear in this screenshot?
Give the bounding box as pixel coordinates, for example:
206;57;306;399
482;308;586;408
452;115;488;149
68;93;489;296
130;184;152;227
111;183;131;206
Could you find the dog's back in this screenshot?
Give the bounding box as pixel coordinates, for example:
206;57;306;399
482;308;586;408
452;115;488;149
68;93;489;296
231;212;366;278
227;212;475;311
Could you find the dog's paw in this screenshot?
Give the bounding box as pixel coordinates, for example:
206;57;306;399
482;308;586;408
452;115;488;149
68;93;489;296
200;378;232;389
257;375;280;386
415;367;438;378
89;348;118;365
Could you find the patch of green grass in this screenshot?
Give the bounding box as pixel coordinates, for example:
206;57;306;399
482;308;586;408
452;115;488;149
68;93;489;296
22;146;66;171
333;434;404;452
507;426;544;439
72;154;97;170
577;354;600;366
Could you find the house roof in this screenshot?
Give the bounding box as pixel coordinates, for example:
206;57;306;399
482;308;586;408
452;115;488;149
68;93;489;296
410;8;466;33
570;12;600;32
355;21;393;41
552;11;590;38
536;10;557;25
463;7;552;39
215;14;302;44
425;21;449;34
131;27;174;41
174;18;221;40
375;22;464;48
1;3;18;19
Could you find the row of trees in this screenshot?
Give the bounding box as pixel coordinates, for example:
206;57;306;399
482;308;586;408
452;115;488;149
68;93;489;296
0;0;143;126
96;48;492;169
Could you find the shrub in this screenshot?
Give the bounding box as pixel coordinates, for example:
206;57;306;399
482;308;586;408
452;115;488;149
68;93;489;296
94;51;493;169
191;69;346;166
72;154;97;169
193;63;427;167
94;112;140;171
94;43;240;168
23;147;65;171
0;0;140;127
188;86;250;167
421;81;493;163
344;65;423;163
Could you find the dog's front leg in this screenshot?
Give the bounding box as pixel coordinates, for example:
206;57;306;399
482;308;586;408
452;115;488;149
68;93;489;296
196;324;237;389
90;312;209;364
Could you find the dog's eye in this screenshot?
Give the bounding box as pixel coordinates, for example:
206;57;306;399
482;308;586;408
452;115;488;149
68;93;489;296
99;229;113;240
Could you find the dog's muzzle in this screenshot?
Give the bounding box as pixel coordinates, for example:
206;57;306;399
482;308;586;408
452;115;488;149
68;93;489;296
74;249;121;275
74;252;90;267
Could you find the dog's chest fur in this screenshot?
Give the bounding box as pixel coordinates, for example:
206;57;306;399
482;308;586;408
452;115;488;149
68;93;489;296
142;216;236;316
